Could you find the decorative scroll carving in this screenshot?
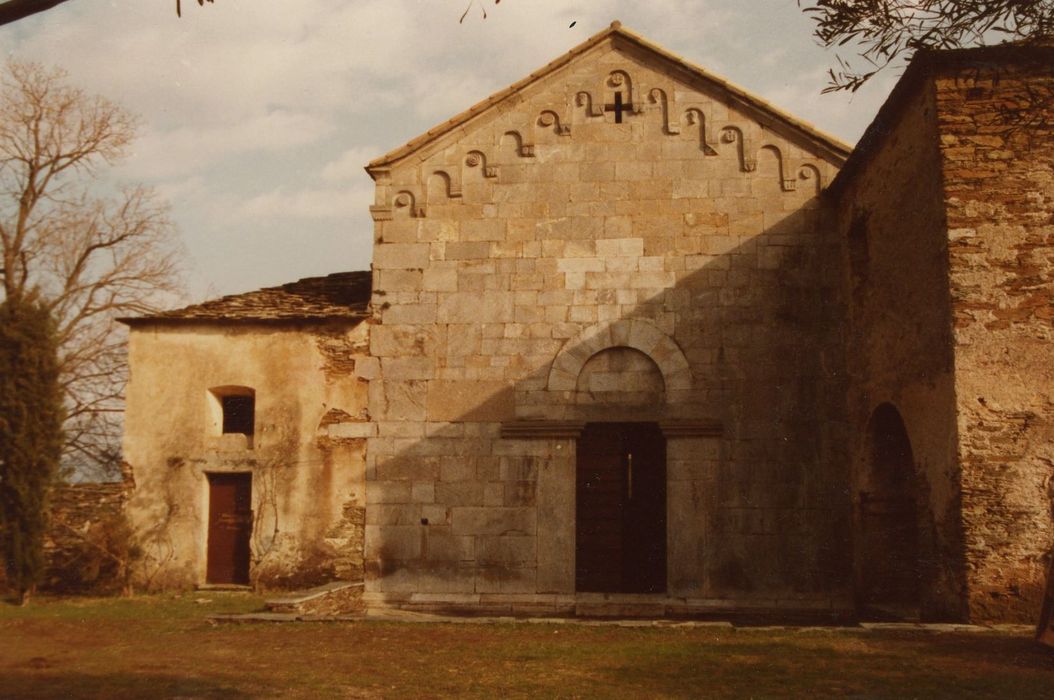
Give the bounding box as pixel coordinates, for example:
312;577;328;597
648;87;680;135
760;145;797;191
606;70;642;115
575;90;604;117
465;150;498;178
719;126;757;172
798;164;823;194
538;109;571;136
502;130;535;157
429;169;462;199
393;189;425;217
369;205;392;222
684;108;717;155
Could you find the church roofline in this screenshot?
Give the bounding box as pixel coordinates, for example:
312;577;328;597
828;41;1054;198
365;20;853;176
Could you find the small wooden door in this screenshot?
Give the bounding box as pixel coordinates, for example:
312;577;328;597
206;473;252;585
576;422;666;593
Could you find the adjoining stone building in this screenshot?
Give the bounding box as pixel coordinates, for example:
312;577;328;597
122;23;1054;623
831;41;1054;623
122;272;372;590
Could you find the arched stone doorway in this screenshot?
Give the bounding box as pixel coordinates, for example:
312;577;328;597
506;319;720;599
855;403;921;619
571;346;669;593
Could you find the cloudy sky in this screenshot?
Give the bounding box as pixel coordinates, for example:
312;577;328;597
2;0;896;300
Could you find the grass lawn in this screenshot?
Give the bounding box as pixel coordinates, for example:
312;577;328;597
1;593;1052;699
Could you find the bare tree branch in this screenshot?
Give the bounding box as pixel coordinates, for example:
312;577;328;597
0;61;185;480
0;0;218;26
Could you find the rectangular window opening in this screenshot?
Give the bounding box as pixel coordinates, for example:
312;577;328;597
222;395;255;436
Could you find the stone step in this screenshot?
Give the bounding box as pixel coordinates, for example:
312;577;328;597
265;581;365;615
575;601;667;618
196;583;252;592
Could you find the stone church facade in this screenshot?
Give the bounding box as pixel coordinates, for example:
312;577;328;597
121;24;1054;623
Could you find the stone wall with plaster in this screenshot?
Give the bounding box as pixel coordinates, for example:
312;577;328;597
123;322;370;590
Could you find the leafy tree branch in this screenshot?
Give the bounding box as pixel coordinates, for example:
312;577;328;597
800;0;1054;91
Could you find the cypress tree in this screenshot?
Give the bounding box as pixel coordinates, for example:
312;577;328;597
0;296;63;605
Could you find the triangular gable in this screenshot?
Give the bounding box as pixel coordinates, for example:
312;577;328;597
366;20;852;177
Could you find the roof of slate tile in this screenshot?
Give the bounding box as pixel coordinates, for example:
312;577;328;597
366;20;853;173
119;271;371;326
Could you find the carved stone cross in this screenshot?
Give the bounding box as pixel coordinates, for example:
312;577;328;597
604;91;634;123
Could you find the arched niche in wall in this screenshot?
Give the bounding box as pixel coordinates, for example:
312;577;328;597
574;346;666;407
547;320;691;396
855;402;921;619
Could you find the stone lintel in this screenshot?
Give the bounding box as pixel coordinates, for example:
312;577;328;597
500;421;586;439
658;420;723;438
501;420;721;439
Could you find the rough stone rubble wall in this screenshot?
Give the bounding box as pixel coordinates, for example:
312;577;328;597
366;39;848;610
936;55;1054;622
0;480;130;593
37;481;130;593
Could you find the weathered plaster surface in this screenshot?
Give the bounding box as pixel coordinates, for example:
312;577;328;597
123;323;369;589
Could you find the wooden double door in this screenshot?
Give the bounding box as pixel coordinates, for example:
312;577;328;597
576;422;667;594
206;473;253;585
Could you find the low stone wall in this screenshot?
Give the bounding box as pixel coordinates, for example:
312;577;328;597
41;480;133;593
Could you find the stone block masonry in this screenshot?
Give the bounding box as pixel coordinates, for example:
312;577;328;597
363;26;848;611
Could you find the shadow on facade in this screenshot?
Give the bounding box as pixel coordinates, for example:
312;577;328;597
359;181;963;619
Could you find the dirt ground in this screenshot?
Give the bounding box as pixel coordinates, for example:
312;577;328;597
1;593;1052;699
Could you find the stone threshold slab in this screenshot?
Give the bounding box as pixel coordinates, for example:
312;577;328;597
196;583;252;592
207;612;1035;635
264;581;362;608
